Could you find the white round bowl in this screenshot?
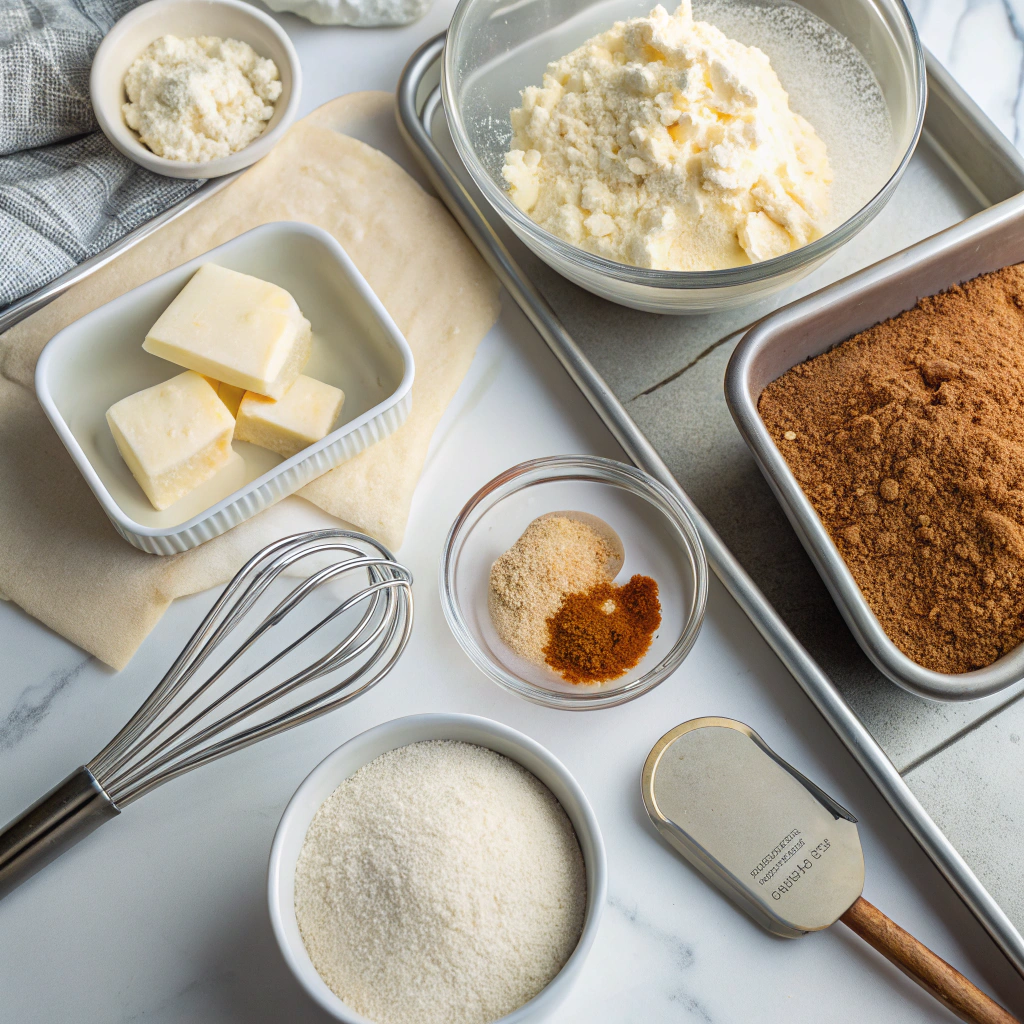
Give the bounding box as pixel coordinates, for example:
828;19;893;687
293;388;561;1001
90;0;301;180
268;713;607;1024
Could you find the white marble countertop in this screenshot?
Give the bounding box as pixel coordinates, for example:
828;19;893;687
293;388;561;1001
3;2;1024;1022
908;0;1024;147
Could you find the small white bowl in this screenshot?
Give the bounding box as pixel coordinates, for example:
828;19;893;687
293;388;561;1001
90;0;301;179
268;713;607;1024
35;221;415;555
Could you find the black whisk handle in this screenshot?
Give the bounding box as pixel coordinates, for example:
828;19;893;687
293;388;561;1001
0;768;118;901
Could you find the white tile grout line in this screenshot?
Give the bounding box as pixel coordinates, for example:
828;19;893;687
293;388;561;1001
900;684;1024;776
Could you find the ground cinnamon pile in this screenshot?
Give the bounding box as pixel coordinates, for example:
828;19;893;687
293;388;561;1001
759;263;1024;673
544;576;662;683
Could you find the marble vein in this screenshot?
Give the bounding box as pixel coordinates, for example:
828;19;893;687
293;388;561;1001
0;656;92;752
608;894;698;972
117;968;236;1024
1000;0;1024;145
667;990;715;1022
605;891;715;1020
910;0;1024;146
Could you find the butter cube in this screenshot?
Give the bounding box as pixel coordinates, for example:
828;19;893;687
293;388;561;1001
203;376;246;417
217;384;246;417
235;375;345;459
144;264;312;399
106;371;236;511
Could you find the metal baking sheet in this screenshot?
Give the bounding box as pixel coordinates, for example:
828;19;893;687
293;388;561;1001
0;174;240;337
396;34;1024;975
727;193;1024;701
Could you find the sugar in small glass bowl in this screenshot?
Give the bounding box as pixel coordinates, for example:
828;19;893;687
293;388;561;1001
440;456;709;710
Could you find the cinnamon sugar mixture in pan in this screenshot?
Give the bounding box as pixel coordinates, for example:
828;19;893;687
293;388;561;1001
760;264;1024;673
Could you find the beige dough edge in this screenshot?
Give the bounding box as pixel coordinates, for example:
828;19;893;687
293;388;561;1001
0;91;501;669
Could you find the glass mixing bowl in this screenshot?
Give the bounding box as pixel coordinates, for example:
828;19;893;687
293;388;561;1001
439;456;709;710
442;0;926;314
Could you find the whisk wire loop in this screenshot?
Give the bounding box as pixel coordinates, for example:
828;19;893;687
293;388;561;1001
125;595;412;802
99;557;394;786
90;536;380;780
0;530;413;900
87;530;413;806
104;576;407;799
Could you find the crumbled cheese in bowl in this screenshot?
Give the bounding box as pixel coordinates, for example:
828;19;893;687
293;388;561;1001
502;1;832;271
123;35;283;163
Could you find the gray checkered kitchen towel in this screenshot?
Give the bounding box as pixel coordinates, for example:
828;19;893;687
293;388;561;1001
0;0;204;308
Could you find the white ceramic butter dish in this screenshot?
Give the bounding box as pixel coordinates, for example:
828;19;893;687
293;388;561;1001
35;222;414;555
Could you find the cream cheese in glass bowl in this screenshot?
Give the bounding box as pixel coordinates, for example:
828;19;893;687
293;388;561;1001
442;0;925;314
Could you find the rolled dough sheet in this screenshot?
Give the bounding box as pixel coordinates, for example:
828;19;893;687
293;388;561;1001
0;91;500;670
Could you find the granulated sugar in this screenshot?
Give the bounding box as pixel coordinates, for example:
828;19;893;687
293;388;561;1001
293;740;587;1024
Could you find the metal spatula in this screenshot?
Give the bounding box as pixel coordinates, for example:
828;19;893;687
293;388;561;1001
642;718;1018;1024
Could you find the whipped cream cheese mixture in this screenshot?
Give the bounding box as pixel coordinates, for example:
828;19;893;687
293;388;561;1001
123;35;283;162
503;1;833;270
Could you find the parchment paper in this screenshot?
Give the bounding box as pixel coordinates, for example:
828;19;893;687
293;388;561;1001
0;91;500;670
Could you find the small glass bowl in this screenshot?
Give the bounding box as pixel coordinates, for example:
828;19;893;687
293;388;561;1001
441;0;926;314
439;456;709;709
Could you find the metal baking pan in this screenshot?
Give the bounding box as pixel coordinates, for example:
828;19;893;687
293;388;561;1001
397;33;1024;977
726;193;1024;702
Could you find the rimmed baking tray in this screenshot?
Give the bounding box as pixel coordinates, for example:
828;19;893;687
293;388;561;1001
726;193;1024;702
0;176;238;336
396;32;1024;978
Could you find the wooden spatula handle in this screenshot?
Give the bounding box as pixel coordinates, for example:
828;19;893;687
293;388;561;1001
839;896;1019;1024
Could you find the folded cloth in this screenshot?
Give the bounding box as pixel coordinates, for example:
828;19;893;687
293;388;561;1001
0;0;204;306
0;92;500;670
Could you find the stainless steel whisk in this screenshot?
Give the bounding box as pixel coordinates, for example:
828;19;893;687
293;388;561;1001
0;529;413;900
